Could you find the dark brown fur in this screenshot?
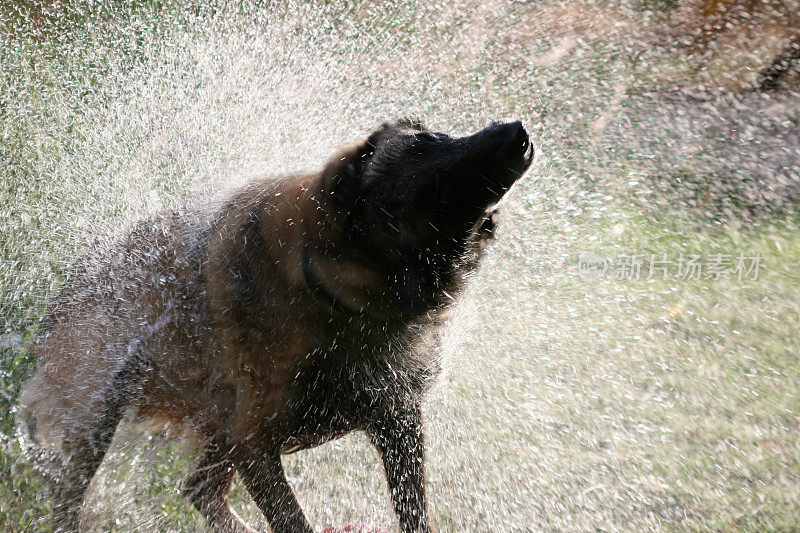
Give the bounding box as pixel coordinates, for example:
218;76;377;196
20;119;533;532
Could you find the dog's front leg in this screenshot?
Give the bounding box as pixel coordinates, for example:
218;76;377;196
367;405;432;533
232;446;313;533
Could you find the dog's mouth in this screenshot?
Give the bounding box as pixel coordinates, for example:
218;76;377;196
521;135;535;169
475;205;499;242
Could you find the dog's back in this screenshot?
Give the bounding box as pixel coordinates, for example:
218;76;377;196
19;174;312;461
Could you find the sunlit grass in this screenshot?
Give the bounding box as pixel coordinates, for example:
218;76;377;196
2;0;799;531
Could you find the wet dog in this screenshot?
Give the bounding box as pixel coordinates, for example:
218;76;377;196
19;119;533;532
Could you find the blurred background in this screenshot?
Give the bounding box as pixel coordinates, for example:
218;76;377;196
1;0;799;530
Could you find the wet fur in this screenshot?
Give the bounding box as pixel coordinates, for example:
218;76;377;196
19;119;532;532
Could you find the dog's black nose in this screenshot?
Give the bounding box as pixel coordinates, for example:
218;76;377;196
454;120;534;190
474;121;530;157
501;120;530;156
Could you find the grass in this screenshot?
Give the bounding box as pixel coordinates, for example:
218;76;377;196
1;0;799;531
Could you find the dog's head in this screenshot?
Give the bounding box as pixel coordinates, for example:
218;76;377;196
315;119;534;316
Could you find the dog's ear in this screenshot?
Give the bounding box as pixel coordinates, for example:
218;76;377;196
393;117;424;131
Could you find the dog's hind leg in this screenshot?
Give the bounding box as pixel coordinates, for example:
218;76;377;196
51;387;128;532
52;446;109;533
184;438;258;533
49;347;145;532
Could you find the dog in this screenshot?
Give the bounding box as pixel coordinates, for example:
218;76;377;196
19;118;533;532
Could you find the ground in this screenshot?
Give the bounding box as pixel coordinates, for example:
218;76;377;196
1;0;799;531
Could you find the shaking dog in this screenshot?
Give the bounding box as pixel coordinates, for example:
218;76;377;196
20;119;534;532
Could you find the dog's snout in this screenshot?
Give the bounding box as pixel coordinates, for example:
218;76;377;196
503;121;530;157
472;121;531;157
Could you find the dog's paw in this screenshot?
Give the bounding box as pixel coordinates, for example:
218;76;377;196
321;524;390;533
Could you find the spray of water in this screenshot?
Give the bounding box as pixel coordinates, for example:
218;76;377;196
2;0;799;530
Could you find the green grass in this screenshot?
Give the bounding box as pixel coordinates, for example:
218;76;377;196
2;0;799;531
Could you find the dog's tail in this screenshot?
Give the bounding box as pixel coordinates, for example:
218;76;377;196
15;410;67;487
15;370;71;486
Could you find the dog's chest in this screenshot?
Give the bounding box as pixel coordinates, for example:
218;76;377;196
282;332;436;452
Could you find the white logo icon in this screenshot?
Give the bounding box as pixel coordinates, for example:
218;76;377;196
578;251;609;282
